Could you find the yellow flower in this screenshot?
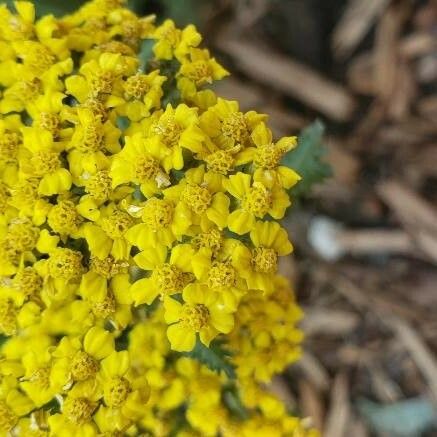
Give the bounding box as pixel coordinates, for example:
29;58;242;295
140;103;205;172
164;282;234;352
65;52;131;102
81;203;133;260
153;19;201;61
47;380;100;437
232;221;293;292
20;127;72;196
130;243;195;306
124;196;191;249
119;70;167;121
163;165;229;229
110;133;170;197
224;172;291;234
51;326;115;388
200;98;266;150
238;122;301;189
95;351;150;431
178;47;229;90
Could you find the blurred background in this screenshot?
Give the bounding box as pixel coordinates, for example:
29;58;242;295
8;0;437;435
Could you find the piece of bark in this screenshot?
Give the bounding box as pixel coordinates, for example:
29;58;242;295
377;181;437;264
301;308;360;336
324;373;350;437
417;95;437;120
385;316;437;403
216;28;357;121
299;380;325;431
332;0;390;59
374;2;410;103
295;351;331;392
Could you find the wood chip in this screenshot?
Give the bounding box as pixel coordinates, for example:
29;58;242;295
377;181;437;264
301;308;359;336
385;316;437;403
295;351;331;392
216;28;357;121
324;373;350;437
299;380;325;431
332;0;390;59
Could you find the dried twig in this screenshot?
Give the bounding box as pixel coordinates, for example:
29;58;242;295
216;28;357;121
324;373;350;437
332;0;390;59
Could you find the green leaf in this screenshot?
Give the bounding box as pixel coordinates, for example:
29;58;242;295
282;120;332;198
223;386;249;420
183;337;236;379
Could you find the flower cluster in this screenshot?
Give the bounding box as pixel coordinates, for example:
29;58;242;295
0;1;317;435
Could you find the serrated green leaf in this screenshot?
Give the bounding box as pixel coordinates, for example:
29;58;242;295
183;337;236;379
282;120;332;198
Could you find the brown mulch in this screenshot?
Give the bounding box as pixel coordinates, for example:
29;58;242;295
198;0;437;435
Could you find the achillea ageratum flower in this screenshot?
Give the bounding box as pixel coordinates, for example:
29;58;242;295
0;1;319;435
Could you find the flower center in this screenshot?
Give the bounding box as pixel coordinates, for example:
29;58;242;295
192;228;223;256
0;298;17;336
90;256;127;278
63;397;96;425
71;351;99;381
37;112;60;137
0;132;20;163
141;198;173;231
205;150;234;175
135;155;160;182
91;293;116;319
48;248;83;281
0;183;9;214
254;144;283;170
221;112;248;145
125;74;150;99
85;170;112;201
181;304;209;331
6;219;38;252
15;78;41;101
242;183;272;217
82;98;108;121
104;377;131;408
30;150;61;176
79;119;104;153
91;71;115;95
48;200;81;235
9;179;38;208
152;264;184;296
181;183;211;214
207;262;236;289
26;46;55;75
0;240;20;266
101;210;133;239
251;247;278;274
153;117;182;148
31;367;51;389
13;267;42;299
185;61;212;86
0;401;17;433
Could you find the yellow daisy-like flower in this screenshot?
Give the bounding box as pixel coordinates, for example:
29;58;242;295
130;243;194;305
224;172;291;235
20;127;72;196
200;98;267;150
163;282;234;352
153;19;201;61
232;221;293;292
163;165;229;229
110;133;170;197
237;121;301;189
